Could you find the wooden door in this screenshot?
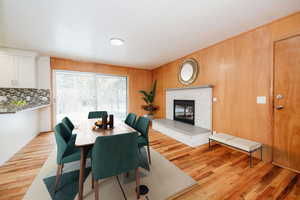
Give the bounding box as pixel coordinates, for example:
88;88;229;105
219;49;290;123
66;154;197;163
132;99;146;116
273;35;300;172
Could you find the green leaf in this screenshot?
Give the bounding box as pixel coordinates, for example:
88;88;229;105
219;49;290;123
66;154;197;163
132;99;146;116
142;97;149;104
151;80;157;102
139;80;157;105
139;90;150;98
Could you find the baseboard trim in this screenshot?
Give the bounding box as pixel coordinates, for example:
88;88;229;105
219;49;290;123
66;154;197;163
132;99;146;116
272;162;300;173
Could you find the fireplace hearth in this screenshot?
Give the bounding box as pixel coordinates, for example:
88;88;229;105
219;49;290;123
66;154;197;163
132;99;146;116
173;100;195;125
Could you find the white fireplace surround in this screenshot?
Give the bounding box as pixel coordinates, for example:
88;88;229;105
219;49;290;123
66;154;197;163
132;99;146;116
153;85;213;147
166;85;212;129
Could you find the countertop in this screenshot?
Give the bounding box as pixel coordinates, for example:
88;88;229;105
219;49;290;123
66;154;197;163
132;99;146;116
0;103;50;114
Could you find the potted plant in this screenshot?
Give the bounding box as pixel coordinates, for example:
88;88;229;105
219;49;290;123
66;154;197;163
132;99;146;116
139;80;158;119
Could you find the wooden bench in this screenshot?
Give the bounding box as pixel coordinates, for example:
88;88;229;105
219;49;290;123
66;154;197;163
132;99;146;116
208;133;262;167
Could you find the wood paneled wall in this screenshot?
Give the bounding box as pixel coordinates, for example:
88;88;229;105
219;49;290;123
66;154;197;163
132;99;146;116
51;58;153;117
152;12;300;161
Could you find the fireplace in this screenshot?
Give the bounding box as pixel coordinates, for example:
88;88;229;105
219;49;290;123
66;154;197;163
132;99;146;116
173;100;195;125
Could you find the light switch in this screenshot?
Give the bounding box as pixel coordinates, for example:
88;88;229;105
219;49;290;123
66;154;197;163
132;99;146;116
213;97;217;102
257;96;266;104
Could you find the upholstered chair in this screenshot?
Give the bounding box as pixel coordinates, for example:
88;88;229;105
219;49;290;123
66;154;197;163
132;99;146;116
134;117;151;164
125;113;137;127
88;111;108;119
91;132;141;200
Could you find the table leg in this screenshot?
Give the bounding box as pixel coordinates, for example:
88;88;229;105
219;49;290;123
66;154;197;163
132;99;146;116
78;147;88;200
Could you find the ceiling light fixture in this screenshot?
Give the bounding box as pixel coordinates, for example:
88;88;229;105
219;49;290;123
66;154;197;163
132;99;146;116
110;38;124;46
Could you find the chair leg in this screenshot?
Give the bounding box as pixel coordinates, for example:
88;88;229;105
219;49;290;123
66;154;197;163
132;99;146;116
135;168;140;200
54;164;63;192
116;176;127;200
92;175;94;189
94;179;99;200
147;145;151;164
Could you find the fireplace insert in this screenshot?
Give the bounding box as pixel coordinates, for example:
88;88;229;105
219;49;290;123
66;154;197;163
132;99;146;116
173;100;195;125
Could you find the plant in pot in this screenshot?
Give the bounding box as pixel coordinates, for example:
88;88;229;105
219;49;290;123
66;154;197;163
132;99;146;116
139;80;158;119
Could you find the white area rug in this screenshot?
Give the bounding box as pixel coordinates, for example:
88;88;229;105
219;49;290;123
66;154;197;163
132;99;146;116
23;148;197;200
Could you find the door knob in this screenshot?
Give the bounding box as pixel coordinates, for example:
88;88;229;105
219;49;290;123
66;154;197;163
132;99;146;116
276;105;284;110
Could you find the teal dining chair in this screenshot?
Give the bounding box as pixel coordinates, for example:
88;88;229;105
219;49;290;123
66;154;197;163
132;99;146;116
135;117;151;164
62;117;76;142
54;123;89;192
62;116;75;131
88;111;108;119
125;113;137;127
91;132;141;200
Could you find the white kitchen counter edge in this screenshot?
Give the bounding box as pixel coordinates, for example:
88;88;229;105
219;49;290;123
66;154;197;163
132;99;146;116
17;104;50;113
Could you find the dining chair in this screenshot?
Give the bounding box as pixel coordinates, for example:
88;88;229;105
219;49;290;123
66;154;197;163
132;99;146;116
88;111;108;119
54;123;89;192
91;132;141;200
125;113;137;127
62;116;75;131
134;117;151;164
62;117;77;142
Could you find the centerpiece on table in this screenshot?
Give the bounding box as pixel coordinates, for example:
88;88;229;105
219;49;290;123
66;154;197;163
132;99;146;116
93;114;114;130
139;80;159;119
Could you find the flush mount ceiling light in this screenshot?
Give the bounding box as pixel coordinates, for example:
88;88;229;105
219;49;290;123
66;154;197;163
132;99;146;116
110;38;124;46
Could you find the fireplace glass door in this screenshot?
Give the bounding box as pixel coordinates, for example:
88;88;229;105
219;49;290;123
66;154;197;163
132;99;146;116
173;100;195;125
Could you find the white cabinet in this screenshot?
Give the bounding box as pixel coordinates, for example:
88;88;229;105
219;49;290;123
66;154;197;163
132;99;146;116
0;49;37;88
0;55;17;87
15;56;36;88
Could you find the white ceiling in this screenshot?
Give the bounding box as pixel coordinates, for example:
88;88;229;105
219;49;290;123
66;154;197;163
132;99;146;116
1;0;299;69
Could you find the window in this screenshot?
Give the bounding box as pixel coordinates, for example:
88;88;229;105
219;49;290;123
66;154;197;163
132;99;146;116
54;70;127;125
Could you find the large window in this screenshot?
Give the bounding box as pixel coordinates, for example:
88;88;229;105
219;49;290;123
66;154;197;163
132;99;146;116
54;71;127;125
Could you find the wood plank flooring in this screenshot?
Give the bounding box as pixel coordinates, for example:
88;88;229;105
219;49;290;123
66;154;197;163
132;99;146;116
0;130;299;200
0;132;54;200
149;130;300;200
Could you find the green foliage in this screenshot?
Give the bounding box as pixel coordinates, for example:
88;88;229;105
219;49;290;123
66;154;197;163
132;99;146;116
139;80;157;105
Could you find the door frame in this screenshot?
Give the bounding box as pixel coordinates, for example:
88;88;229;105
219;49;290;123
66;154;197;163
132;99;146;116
51;69;129;128
271;32;300;173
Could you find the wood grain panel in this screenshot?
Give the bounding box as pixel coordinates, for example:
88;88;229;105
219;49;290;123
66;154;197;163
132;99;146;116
50;58;152;117
152;11;300;162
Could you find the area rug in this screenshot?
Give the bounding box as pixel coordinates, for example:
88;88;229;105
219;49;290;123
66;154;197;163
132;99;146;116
23;147;197;200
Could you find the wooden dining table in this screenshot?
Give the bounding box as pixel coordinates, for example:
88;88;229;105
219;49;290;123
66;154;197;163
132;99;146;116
75;119;136;200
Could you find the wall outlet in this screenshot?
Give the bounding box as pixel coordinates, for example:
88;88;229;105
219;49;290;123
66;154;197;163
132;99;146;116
256;96;267;104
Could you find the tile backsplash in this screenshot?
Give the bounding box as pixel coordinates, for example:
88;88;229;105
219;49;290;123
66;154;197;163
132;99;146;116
0;88;50;105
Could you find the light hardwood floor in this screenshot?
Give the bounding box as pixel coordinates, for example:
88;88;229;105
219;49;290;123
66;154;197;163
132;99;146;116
0;130;299;200
0;132;54;200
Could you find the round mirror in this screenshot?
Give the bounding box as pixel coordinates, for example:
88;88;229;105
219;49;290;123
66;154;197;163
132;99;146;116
178;58;199;85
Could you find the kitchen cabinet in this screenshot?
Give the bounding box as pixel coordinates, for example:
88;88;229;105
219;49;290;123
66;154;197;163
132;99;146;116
0;49;37;88
15;56;36;88
0;55;17;87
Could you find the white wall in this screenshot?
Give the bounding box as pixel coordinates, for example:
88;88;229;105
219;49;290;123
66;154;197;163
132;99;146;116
37;56;51;89
166;87;212;129
0;110;39;165
37;56;52;132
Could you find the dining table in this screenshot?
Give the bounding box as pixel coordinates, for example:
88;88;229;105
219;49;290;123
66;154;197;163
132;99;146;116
75;119;136;200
